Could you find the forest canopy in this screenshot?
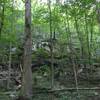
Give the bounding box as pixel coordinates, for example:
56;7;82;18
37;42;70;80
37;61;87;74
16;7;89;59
0;0;100;100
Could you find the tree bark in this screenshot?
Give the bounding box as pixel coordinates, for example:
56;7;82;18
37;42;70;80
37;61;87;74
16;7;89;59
21;0;33;99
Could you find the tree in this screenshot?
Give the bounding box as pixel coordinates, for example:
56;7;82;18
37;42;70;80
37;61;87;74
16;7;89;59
21;0;33;99
0;1;5;37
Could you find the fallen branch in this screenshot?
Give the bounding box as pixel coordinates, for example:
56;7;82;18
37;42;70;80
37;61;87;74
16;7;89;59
33;87;100;94
1;87;100;95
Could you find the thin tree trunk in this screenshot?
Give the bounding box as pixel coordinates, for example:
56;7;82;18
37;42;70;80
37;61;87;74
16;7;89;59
7;1;14;89
84;12;91;64
65;8;80;98
48;0;54;89
48;0;53;39
0;5;5;37
7;42;12;89
21;0;33;99
48;0;54;100
90;15;94;61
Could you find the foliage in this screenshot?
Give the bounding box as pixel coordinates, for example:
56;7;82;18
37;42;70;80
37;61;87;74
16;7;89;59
0;0;100;100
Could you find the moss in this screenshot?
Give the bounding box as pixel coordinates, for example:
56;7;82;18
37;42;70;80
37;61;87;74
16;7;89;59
32;48;49;60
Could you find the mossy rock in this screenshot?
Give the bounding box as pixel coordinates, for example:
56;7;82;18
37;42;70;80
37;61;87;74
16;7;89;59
32;48;49;60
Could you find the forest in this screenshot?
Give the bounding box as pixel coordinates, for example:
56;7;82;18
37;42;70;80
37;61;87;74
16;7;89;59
0;0;100;100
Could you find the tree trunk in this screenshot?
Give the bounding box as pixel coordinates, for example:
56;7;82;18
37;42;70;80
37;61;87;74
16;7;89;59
7;42;12;89
21;0;33;99
0;5;5;37
48;0;54;89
